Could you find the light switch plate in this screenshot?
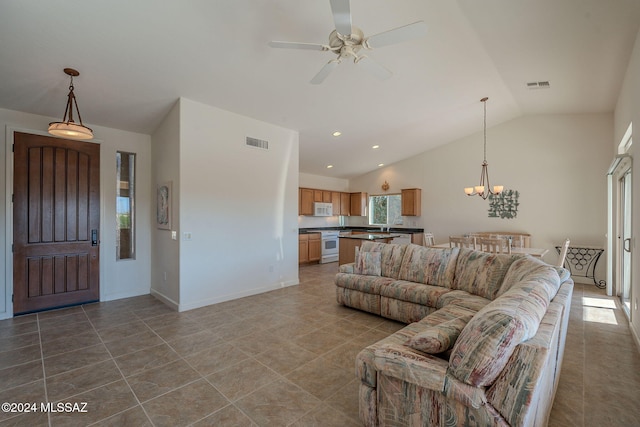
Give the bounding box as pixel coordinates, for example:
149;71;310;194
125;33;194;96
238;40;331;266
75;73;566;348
171;231;177;240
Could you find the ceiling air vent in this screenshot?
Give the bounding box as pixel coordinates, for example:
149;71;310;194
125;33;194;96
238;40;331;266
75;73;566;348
245;136;269;150
526;81;551;89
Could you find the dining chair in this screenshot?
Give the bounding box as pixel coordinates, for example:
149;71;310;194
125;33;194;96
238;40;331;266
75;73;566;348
423;232;435;247
510;235;525;248
556;238;570;267
477;237;512;254
449;235;476;249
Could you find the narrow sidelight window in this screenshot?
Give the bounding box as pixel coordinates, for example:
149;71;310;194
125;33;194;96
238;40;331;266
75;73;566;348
116;151;135;260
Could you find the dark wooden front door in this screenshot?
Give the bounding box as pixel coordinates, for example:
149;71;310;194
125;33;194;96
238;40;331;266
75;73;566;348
13;132;100;314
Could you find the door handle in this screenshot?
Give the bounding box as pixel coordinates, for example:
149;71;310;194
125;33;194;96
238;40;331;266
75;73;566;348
91;229;99;246
624;238;631;253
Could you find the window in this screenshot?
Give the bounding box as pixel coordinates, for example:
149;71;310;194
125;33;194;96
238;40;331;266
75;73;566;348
369;194;402;226
116;152;135;260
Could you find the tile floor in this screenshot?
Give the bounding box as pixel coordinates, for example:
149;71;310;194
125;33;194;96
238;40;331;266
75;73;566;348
0;262;638;426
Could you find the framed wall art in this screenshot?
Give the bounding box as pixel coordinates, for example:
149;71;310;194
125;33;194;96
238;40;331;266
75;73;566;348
156;181;172;230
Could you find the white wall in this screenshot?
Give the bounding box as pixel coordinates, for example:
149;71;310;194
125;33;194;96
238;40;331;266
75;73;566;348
349;113;612;271
150;101;181;307
0;108;152;319
175;98;299;311
614;27;640;346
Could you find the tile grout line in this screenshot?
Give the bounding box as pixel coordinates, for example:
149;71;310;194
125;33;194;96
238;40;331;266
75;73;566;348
81;304;157;427
35;312;53;427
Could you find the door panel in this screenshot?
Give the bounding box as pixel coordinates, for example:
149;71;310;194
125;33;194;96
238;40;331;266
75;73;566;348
13;132;100;314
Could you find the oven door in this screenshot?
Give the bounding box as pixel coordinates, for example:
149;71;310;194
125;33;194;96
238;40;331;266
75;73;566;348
320;236;339;263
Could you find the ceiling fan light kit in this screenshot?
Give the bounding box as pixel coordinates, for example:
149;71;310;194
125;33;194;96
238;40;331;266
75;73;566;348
269;0;427;84
48;68;93;140
464;97;503;200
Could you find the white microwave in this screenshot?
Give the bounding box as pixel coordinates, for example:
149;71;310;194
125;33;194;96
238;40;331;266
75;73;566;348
314;202;333;216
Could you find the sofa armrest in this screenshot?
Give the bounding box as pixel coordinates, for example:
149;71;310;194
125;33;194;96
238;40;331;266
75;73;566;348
339;263;355;273
373;344;448;391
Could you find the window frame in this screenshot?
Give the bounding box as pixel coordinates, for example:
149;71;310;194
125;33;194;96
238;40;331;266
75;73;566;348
368;193;403;226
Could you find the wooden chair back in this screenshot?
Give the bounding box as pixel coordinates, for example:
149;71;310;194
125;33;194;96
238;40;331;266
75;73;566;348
449;235;476;249
556;238;570;267
477;237;512;254
423;232;435;247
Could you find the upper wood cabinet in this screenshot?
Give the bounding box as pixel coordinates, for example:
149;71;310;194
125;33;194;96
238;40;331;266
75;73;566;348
340;192;351;216
331;192;341;215
298;187;366;216
401;188;421;216
350;192;368;216
299;188;314;216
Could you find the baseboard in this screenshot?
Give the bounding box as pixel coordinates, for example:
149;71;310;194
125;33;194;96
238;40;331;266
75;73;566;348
150;289;180;311
178;280;299;312
630;320;640;353
102;289;150;303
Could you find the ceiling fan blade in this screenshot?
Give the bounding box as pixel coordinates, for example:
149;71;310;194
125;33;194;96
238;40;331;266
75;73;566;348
268;41;329;51
329;0;352;36
310;60;340;84
355;56;392;81
365;21;428;49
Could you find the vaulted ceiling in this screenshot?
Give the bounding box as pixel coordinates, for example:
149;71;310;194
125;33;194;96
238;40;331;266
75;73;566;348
1;1;639;178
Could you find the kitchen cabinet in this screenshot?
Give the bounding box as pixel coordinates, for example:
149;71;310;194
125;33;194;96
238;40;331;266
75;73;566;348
308;233;321;262
313;190;323;202
401;188;421;216
340;192;351;215
299;188;314;216
323;191;332;203
299;233;321;263
350;192;368;216
331;192;341;215
299;234;309;263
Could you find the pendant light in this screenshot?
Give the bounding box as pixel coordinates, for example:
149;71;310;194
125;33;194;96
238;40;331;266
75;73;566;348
464;97;503;199
48;68;93;140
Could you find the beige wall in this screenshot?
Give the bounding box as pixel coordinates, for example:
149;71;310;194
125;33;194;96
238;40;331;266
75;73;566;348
152;98;300;312
348;113;612;270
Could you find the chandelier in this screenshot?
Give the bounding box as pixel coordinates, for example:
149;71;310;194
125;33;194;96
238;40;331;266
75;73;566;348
464;97;502;199
48;68;93;140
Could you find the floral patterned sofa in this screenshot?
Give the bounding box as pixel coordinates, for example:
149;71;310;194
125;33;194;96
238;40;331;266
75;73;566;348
335;241;573;427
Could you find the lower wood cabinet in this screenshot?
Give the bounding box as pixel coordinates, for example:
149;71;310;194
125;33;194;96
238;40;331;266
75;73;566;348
299;233;321;264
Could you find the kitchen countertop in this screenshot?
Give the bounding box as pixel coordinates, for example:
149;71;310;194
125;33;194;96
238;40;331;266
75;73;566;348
299;227;424;235
339;233;402;240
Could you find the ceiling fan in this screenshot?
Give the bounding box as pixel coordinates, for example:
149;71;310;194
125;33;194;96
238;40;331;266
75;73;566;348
268;0;427;84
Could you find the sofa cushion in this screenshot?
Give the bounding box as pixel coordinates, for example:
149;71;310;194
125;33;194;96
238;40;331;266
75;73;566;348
355;251;382;276
499;256;562;299
359;241;407;279
449;279;557;387
405;317;470;354
452;248;523;300
397;245;459;288
436;290;491;311
380;280;452;307
335;273;395;295
418;304;478;326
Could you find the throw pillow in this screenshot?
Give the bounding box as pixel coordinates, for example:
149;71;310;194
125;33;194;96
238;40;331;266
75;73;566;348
355;251;382;276
405;317;469;354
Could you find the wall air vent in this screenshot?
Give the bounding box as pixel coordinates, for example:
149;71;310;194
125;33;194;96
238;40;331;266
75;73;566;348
526;81;551;89
245;136;269;150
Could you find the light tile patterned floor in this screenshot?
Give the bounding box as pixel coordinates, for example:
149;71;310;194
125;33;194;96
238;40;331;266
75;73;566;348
0;262;638;426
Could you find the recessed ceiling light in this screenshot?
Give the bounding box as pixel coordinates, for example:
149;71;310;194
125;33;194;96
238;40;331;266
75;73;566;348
372;145;380;149
326;165;333;169
378;163;384;167
332;131;341;137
